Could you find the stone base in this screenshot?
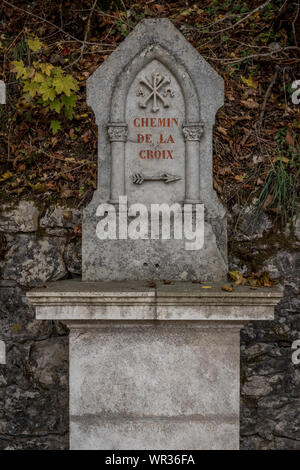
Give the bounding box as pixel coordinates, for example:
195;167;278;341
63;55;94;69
69;320;240;450
27;280;283;450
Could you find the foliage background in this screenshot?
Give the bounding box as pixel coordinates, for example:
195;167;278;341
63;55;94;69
0;0;299;217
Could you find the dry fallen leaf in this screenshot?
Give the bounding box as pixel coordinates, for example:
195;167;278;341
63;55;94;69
285;131;294;148
262;193;273;209
219;165;233;176
228;270;247;286
213;179;223;194
272;155;290;164
63;210;73;221
234;174;245;183
217;126;228;136
241;99;259;109
222;285;233;292
0;171;13;181
241;75;258;89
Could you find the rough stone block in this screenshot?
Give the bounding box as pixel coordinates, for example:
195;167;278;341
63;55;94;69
70;326;239;418
0;201;39;233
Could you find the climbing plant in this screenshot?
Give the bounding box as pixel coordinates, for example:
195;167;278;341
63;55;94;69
12;37;79;134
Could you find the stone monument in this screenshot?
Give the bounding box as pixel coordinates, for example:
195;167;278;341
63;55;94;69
83;18;227;281
27;19;282;450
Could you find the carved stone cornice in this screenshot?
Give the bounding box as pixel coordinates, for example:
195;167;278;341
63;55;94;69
107;123;128;142
182;122;204;141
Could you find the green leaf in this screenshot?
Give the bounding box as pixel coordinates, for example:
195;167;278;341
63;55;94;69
23;80;40;97
12;60;26;78
52;66;63;78
27;37;43;52
49;98;63;113
32;71;44;83
53;74;78;96
62;93;77;119
50;120;61;135
64;106;74;120
40;63;54;76
39;81;56;101
61;94;77;107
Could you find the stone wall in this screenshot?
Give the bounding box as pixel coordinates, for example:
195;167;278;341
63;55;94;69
0;199;299;449
228;202;300;449
0;201;81;449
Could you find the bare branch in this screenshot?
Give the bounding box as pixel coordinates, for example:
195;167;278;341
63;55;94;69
206;0;273;35
292;1;300;47
208;46;300;64
2;0;104;46
258;67;279;129
80;0;98;59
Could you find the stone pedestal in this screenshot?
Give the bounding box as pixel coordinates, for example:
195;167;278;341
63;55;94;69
27;280;282;450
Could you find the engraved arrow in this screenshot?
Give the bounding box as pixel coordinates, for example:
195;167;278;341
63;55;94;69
132;172;181;185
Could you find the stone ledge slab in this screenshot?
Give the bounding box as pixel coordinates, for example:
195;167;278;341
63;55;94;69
27;279;283;322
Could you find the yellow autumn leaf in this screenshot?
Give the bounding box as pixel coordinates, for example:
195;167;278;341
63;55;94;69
241;75;258;89
12;60;26;78
40;63;54;76
228;270;240;281
193;5;204;14
27;37;43;52
222;285;233;292
228;270;247;287
32;71;44;83
234;174;245;183
0;171;13;181
272;156;290;164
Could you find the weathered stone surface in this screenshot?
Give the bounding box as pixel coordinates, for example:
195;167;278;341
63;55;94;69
83;18;227;281
0;235;67;286
240;278;300;449
68;322;240;450
71;419;238;450
231;200;272;241
0;286;49;341
242;375;273;397
226;198;300;450
26;280;282;322
30;337;68;386
64;238;82;275
70;326;239;418
0;286;68;450
261;251;296;279
82;225;227;281
0;201;39;233
40;205;81;230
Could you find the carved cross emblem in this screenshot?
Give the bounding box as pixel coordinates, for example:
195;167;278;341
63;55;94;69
137;73;174;113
